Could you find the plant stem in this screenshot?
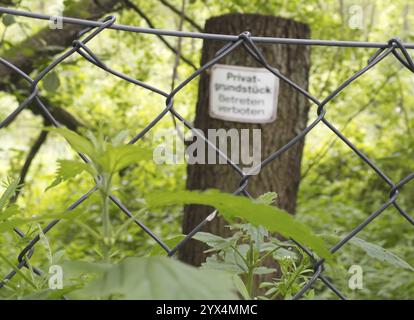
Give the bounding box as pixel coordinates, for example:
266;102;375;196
246;241;255;298
100;174;112;263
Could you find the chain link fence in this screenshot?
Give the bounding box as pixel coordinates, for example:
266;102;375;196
0;7;414;300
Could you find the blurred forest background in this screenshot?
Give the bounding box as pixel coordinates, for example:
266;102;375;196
1;0;414;299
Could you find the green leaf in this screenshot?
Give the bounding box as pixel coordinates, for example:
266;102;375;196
0;177;20;211
98;144;153;174
273;247;298;261
2;15;15;26
43;72;61;92
62;260;113;276
253;266;277;275
146;189;332;262
233;274;250;300
1;204;20;220
71;257;237;300
0;209;83;232
47;159;95;190
48;128;96;160
202;256;246;274
20;285;82;300
49;128;153;176
349;237;414;271
255;192;277;205
193;232;229;248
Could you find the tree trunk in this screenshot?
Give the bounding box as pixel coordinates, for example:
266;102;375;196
180;14;311;267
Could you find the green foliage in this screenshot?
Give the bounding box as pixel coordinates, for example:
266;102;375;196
47;127;153;186
43;72;61;93
193;223;313;299
1;0;414;301
0;177;20;211
69;257;237;300
146;189;332;261
47;159;95;191
349;237;414;271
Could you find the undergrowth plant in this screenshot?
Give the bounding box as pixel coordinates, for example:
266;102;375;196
1;128;412;300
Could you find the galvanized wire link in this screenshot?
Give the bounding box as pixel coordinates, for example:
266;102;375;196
0;8;413;300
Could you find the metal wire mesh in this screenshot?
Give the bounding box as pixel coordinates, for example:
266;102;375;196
1;8;414;300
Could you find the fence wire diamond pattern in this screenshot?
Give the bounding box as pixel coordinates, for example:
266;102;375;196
0;8;414;300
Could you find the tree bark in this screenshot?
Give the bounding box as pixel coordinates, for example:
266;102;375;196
180;14;311;267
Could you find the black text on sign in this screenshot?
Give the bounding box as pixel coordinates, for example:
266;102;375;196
209;64;279;123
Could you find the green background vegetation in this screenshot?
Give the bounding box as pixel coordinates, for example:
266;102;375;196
1;0;414;299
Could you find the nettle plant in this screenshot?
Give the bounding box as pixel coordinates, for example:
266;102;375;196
194;223;315;300
190;193;315;300
1;128;411;300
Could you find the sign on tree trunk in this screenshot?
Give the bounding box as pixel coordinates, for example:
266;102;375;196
180;14;311;269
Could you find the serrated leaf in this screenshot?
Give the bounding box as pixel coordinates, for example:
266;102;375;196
70;257;237;300
349;237;414;271
146;189;332;262
47;159;95;190
49;128;153;176
98;144;153;174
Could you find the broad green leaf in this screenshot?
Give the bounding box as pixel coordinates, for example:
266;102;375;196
146;189;332;262
193;232;229;247
71;257;237;300
20;285;82;300
62;261;113;276
349;237;414;271
97;144;153;174
202;256;246;274
47;159;95;190
50;128;153;176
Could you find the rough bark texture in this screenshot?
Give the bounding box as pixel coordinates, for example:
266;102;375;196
180;14;311;267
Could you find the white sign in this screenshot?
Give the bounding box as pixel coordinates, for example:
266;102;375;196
209;64;279;123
